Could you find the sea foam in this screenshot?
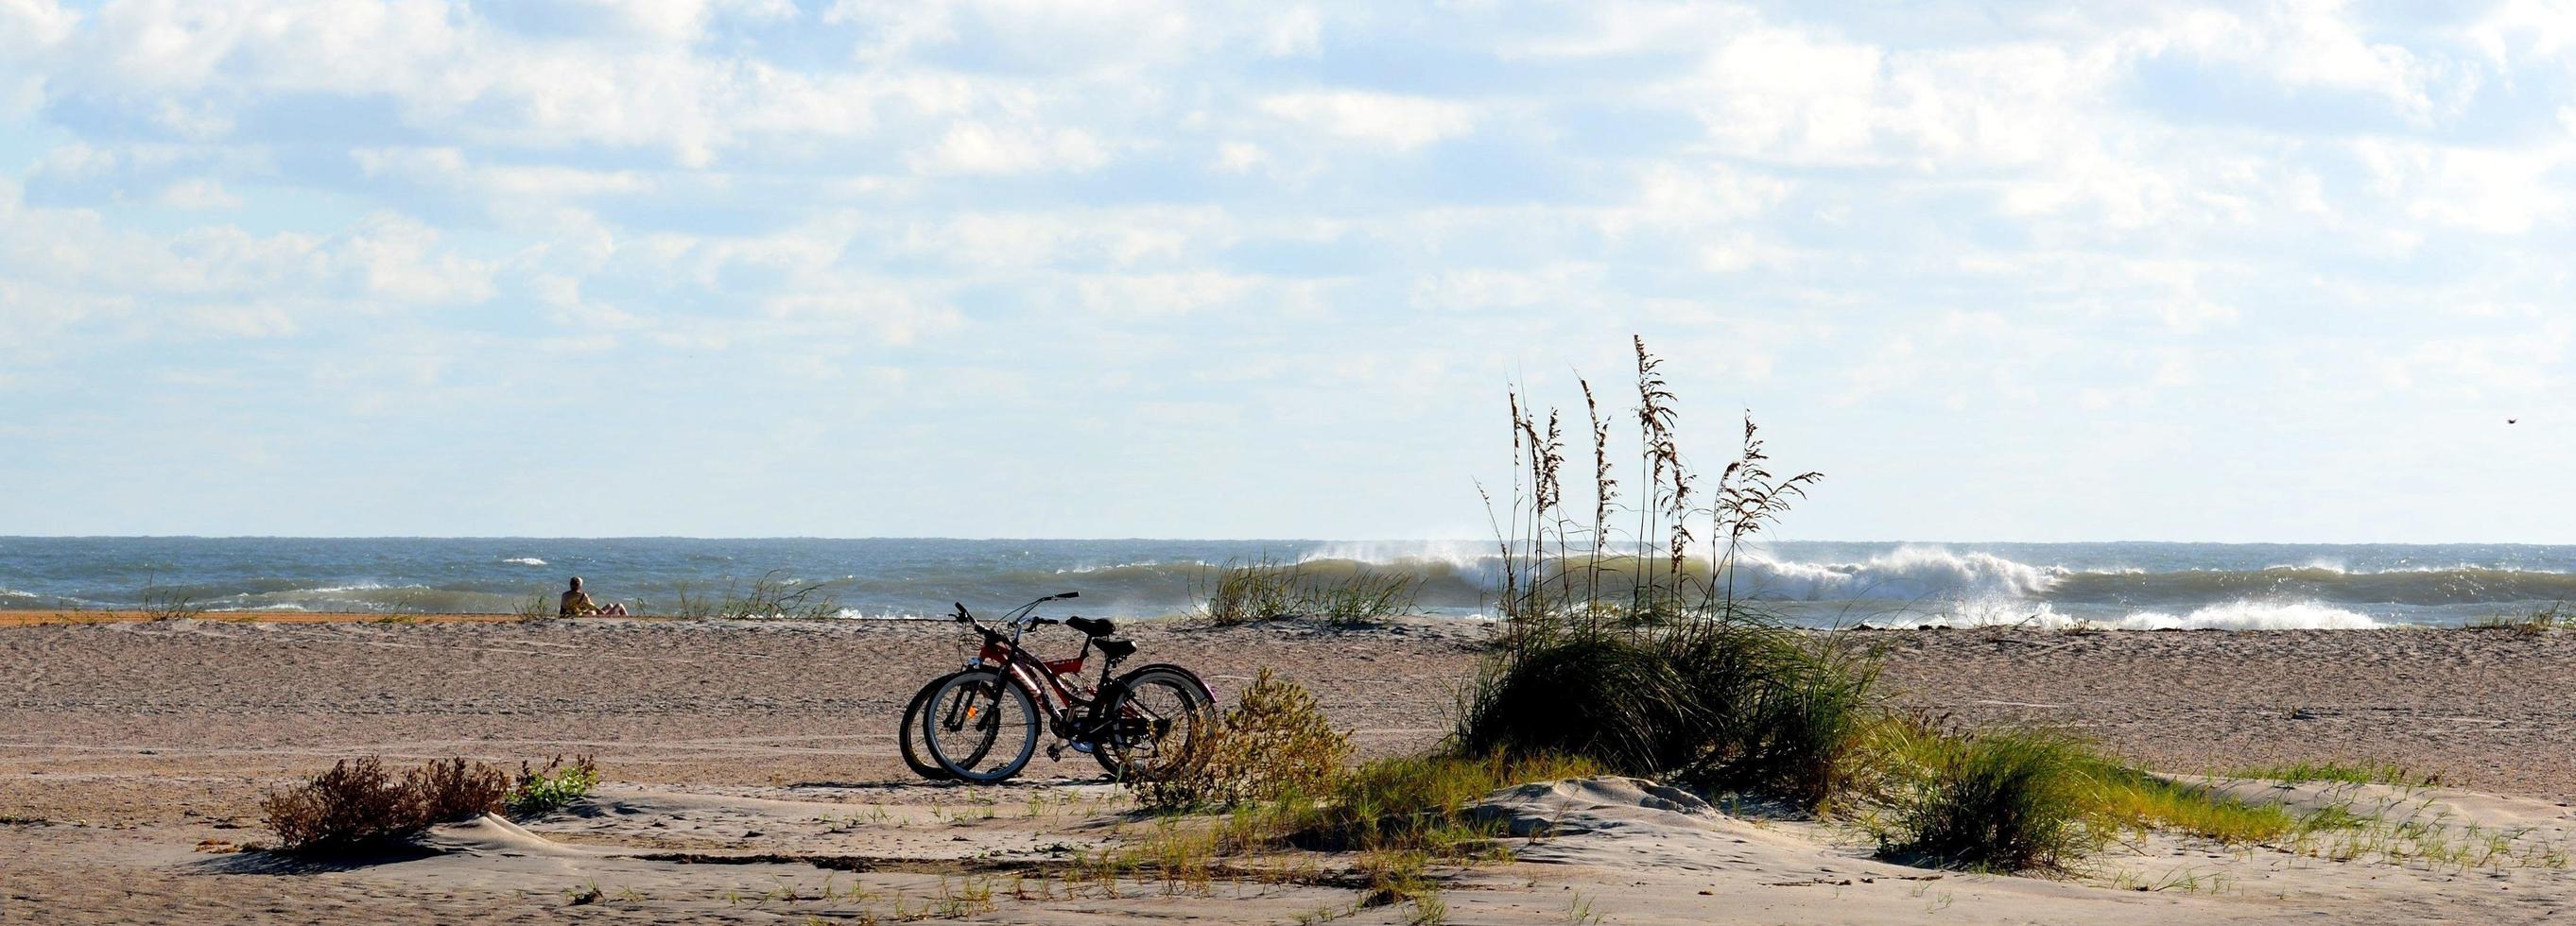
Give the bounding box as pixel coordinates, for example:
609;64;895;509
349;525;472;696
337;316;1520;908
1870;600;2385;631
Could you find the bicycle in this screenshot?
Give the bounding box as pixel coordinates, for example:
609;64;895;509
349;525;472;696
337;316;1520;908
902;592;1217;783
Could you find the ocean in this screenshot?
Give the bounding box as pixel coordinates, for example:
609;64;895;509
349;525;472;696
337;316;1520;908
3;537;2572;629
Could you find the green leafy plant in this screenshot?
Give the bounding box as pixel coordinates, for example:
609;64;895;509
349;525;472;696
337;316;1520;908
509;754;600;815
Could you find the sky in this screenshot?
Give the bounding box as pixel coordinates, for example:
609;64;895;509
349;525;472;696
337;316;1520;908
1;0;2572;542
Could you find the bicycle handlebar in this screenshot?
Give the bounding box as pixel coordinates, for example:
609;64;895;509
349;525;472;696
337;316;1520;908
952;593;1077;630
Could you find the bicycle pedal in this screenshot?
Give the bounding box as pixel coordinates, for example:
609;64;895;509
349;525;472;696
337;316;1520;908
1046;744;1063;762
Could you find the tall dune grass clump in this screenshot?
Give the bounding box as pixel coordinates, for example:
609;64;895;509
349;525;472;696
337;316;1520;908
1458;338;1868;809
1114;337;2329;885
1457;339;2301;873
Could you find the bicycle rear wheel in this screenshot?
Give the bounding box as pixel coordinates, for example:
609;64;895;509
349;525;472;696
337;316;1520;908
1093;666;1214;780
898;672;962;781
920;669;1039;782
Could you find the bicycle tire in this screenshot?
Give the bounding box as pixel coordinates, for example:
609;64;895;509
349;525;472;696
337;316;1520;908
898;672;963;781
920;669;1040;783
1091;665;1216;780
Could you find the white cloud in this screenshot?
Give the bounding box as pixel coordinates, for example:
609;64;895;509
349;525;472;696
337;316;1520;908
1259;6;1320;58
354;146;654;200
1257;91;1476;150
909;122;1110;175
764;287;959;345
1076;271;1260;317
322;213;493;303
1212;141;1268;174
2142;3;2450;121
547;0;797;42
157;177;241;209
2354;137;2573;233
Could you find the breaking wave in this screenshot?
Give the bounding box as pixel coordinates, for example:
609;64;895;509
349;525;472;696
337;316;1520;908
1867;600;2385;631
6;538;2569;627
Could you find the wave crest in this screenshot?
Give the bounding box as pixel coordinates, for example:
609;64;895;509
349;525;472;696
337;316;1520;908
1872;600;2383;631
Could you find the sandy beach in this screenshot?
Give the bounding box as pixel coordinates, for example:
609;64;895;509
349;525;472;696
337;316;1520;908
5;615;2576;923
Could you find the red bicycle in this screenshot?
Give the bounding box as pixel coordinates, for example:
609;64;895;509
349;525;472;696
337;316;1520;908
904;592;1216;783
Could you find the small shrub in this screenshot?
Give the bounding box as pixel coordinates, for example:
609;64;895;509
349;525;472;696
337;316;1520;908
510;755;601;815
260;758;418;852
1132;670;1351;811
1878;729;2089;872
260;756;515;853
406;757;512;821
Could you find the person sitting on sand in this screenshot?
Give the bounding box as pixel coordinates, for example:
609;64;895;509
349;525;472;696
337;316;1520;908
559;576;628;617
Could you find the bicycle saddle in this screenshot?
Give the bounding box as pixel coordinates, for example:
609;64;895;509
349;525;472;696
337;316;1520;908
1065;616;1115;637
1093;638;1138;661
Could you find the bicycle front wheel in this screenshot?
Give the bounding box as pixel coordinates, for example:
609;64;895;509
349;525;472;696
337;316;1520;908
920;669;1039;782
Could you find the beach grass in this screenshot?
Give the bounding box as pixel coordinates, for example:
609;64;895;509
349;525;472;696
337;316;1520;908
1196;557;1421;627
138;573;205;621
511;587;557;622
660;570;840;620
2467;602;2576;637
2225;760;2442;788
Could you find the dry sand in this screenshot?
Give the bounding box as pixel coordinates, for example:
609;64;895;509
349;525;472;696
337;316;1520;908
7;616;2576;923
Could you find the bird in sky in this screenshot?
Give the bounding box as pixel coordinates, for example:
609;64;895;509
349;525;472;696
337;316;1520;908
2508;419;2519;424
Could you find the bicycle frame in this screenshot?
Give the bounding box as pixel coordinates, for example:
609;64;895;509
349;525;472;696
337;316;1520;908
976;635;1099;734
953;594;1120;740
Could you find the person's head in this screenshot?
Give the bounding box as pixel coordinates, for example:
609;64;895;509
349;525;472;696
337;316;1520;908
568;576;583;592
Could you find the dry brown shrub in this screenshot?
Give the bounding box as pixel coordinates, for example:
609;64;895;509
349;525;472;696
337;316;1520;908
260;756;512;853
406;757;512;821
1133;669;1352;811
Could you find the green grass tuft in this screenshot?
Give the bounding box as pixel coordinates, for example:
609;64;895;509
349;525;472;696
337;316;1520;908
1196;557;1421;627
1875;729;2090;872
2224;760;2441;788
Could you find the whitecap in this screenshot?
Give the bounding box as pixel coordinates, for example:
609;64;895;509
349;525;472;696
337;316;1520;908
1872;599;2385;631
